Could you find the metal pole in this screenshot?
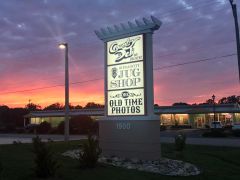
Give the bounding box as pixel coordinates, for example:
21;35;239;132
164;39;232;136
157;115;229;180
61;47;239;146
213;102;216;122
229;0;240;83
212;94;216;127
64;43;69;141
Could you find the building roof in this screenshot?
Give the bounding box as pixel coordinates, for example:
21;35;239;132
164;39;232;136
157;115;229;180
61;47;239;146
155;104;240;114
24;104;240;118
24;108;104;118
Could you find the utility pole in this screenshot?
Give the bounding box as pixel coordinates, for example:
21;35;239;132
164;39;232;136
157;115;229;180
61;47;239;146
59;43;70;141
229;0;240;83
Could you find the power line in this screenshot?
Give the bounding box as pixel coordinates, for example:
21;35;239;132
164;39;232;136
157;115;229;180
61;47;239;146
2;65;104;87
154;53;236;70
159;0;220;19
0;77;103;95
155;39;235;59
1;35;232;92
2;38;234;87
0;53;236;95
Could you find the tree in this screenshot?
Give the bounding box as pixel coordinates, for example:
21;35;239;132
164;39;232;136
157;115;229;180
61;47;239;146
44;103;63;110
205;99;214;105
79;134;101;168
0;105;10;126
74;105;83;109
198;95;240;105
12;108;29;127
57;116;98;134
218;97;227;104
63;103;75;110
32;136;59;178
0;106;28;130
69;104;75;110
218;95;240;104
84;102;104;109
70;115;98;134
172;102;189;106
25;103;41;111
226;95;239;104
36;121;52;134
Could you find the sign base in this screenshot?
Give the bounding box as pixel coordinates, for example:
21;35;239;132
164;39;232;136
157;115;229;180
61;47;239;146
99;119;161;160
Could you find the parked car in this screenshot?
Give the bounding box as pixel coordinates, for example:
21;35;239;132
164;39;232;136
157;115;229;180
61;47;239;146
232;123;240;130
223;123;233;129
210;121;223;129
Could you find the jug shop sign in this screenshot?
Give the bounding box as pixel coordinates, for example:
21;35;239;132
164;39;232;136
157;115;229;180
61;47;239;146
107;34;145;116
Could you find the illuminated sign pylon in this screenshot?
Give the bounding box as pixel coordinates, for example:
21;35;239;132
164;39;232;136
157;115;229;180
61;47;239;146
95;16;162;160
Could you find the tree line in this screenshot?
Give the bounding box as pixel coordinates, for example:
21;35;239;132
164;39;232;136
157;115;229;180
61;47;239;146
0;102;104;132
0;95;239;132
171;95;240;106
25;102;104;111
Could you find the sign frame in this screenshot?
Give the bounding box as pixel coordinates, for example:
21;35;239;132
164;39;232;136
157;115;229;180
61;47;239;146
106;34;147;117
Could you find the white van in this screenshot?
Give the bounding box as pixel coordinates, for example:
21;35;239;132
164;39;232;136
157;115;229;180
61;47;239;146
210;121;223;129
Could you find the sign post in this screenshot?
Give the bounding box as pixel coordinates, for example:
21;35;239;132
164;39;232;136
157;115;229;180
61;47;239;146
95;16;162;160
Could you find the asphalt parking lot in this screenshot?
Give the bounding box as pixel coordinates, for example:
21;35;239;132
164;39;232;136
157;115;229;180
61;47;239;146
160;128;205;138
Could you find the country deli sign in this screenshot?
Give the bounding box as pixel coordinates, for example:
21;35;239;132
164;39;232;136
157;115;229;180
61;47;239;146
107;35;145;116
107;34;143;65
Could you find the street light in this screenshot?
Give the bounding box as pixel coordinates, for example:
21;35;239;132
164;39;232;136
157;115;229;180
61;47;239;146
212;94;216;123
58;43;69;141
229;0;240;83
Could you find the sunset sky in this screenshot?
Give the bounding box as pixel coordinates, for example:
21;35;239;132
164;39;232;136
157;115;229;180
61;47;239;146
0;0;239;108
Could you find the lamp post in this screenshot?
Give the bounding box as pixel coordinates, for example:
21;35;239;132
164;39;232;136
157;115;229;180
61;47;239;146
229;0;240;83
59;43;69;141
212;94;216;124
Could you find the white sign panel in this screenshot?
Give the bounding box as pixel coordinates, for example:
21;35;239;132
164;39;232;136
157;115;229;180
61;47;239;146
107;34;143;65
107;34;145;116
108;89;145;116
107;61;144;91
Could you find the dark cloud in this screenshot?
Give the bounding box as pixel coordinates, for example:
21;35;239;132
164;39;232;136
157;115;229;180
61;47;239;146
0;0;239;106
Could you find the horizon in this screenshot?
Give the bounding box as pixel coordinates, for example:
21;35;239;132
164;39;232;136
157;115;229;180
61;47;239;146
1;94;239;109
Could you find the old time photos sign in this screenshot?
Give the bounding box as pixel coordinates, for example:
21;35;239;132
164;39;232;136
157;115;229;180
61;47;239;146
107;34;145;116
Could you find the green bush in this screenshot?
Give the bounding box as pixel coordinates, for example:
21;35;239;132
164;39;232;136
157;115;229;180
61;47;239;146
56;116;99;135
36;121;52;134
70;116;98;135
56;121;64;134
32;136;59;178
175;133;186;151
79;134;101;168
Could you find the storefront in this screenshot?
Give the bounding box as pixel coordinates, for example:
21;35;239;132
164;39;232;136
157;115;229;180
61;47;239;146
158;104;240;128
24;104;240;129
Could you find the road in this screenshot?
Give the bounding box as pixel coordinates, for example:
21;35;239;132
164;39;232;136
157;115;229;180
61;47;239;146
0;131;239;147
160;129;206;138
0;134;87;144
160;137;240;147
